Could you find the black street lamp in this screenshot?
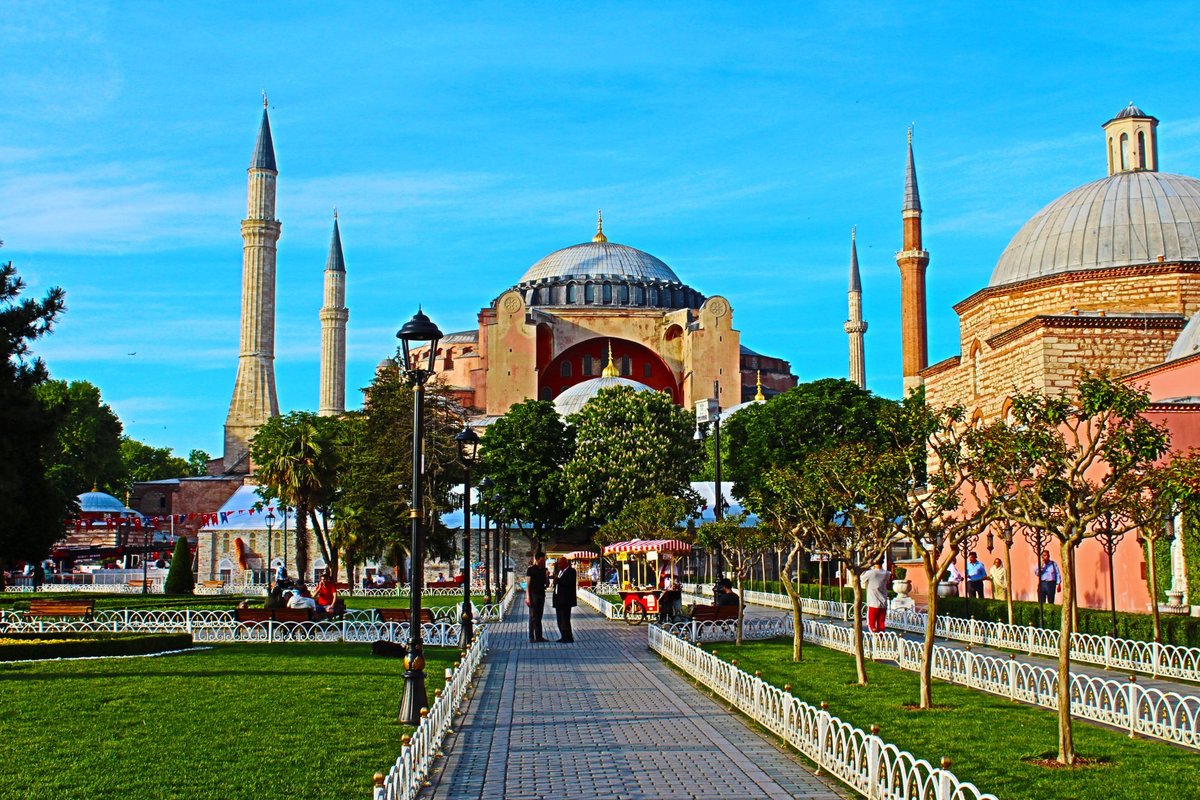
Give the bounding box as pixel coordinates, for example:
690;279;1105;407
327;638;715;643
958;533;979;618
694;379;724;521
1022;526;1053;629
455;427;481;648
265;510;276;590
479;477;494;604
396;307;443;725
1095;511;1127;639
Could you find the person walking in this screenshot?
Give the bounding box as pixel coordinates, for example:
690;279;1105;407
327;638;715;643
1036;550;1061;605
989;558;1008;601
552;556;577;643
860;561;891;633
526;552;549;643
965;552;987;599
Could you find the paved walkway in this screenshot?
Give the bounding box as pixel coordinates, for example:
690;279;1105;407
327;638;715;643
424;599;845;800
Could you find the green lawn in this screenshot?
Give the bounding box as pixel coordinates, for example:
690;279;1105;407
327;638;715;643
717;638;1200;800
0;642;456;799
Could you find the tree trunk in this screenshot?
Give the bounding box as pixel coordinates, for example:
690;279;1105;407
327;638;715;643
778;544;804;661
735;567;745;646
308;509;338;581
850;575;867;685
1148;537;1163;644
1056;540;1077;765
295;498;310;580
1004;541;1014;626
920;559;938;708
0;560;6;592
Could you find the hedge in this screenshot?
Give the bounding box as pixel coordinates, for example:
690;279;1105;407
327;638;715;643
741;580;855;604
0;633;194;661
936;596;1200;648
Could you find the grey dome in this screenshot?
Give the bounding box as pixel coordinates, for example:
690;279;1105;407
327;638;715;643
1168;311;1200;361
553;376;654;417
78;491;131;514
520;241;680;284
989;172;1200;288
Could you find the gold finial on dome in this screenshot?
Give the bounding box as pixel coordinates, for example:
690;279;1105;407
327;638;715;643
593;209;608;243
754;370;765;402
262;91;268;109
601;341;619;377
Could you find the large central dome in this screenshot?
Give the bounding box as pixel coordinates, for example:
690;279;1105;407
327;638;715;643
989;171;1200;288
519;240;681;284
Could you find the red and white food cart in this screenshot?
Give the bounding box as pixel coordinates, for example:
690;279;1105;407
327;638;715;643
601;538;692;625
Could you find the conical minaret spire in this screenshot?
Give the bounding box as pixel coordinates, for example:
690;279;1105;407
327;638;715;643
844;227;868;389
224;101;282;473
319;211;349;417
896;126;929;395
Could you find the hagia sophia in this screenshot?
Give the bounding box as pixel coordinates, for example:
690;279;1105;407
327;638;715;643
119;100;1199;612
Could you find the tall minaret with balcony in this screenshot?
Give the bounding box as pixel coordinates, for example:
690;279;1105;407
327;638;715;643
844;227;868;389
224;99;282;473
896;127;929;395
319;212;348;417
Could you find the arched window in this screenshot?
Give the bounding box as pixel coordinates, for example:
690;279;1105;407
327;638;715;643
539;386;552;401
620;356;632;376
619;285;630;304
584;284;595;303
602;284;613;303
582;355;594;376
566;284;577;304
560;361;572;378
1137;131;1147;169
1120;133;1130;170
643;363;652;378
634;286;644;304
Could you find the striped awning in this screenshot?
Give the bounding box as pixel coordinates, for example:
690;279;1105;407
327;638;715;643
564;550;598;560
602;539;692;556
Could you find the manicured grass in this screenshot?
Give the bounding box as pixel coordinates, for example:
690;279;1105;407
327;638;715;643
716;638;1199;800
0;642;455;799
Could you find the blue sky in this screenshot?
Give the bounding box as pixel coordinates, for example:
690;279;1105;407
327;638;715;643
5;2;1200;458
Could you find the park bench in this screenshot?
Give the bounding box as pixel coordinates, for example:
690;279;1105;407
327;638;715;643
27;599;96;619
690;604;739;622
377;608;435;625
127;579;153;590
234;607;313;624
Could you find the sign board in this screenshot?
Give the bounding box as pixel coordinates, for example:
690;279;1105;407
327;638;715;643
809;552;831;563
694;399;710;424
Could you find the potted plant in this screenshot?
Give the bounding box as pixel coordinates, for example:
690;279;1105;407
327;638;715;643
891;566;911;597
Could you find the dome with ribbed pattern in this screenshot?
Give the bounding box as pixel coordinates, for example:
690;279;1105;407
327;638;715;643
519;241;680;285
989;171;1200;287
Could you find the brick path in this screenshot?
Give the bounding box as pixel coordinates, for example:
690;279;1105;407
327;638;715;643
423;597;845;800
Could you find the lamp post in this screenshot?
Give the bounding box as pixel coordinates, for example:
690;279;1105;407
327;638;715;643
987;522;1017;626
479;477;494;603
455;427;480;647
141;523;151;595
694;379;724;529
1021;526;1053;629
1094;511;1127;639
265;510;276;590
396;307;443;725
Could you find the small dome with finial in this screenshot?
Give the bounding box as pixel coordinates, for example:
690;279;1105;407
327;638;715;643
592;209;608;243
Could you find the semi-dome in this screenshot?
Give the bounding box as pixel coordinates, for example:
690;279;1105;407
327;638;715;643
1167;310;1200;361
990;171;1200;287
553;376;654;417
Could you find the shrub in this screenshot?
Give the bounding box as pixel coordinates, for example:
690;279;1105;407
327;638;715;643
164;537;194;595
0;633;194;660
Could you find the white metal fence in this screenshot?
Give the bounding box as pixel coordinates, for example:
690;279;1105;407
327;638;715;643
372;626;489;800
649;625;996;800
690;584;1200;685
661;615;1200;751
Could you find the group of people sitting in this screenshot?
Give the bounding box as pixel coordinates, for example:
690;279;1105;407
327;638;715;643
263;572;346;615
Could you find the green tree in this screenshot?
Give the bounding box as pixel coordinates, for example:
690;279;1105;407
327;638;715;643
563;386;700;531
36;379;125;498
971;375;1171;766
187;449;212;476
694;513;775;644
596;495;692;547
121;437;191;486
0;257;66;589
250;411;341;579
478;399;572;545
164;536;194;594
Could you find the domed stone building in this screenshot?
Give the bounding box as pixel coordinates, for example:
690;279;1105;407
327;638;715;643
419;214;796;416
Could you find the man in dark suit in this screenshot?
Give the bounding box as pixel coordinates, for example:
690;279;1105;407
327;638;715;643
552;556;577;643
526;552;549;643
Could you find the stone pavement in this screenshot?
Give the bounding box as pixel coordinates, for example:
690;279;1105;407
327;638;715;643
423;598;846;800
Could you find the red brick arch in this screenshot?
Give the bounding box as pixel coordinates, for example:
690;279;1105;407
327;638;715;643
539;339;680;404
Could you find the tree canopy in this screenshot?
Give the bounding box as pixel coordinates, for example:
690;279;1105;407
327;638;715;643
36;379;125;499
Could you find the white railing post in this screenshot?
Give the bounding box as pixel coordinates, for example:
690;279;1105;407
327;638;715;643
866;724;881;799
1127;675;1139;738
1007;654;1017;701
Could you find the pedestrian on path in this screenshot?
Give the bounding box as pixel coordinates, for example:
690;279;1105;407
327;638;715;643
552;556;577;643
1036;551;1061;604
965;551;987;599
526;552;549;643
989;558;1008;600
860;561;891;633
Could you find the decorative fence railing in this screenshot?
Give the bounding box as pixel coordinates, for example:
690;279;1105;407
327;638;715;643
577;588;623;620
373;625;489;800
661;615;1200;751
649;625;995;800
686;583;1200;685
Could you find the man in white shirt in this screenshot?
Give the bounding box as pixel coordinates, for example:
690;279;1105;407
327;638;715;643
860;561;892;633
285;590;317;611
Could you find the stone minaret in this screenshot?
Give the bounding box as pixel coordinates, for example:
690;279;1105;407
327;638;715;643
223;99;282;473
844;227;868;389
319;212;348;417
896;127;929;395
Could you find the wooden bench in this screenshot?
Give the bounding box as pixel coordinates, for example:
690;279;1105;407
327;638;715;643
234;607;313;624
377;608;435;624
127;579;153;590
690;604;739;622
27;599;95;619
